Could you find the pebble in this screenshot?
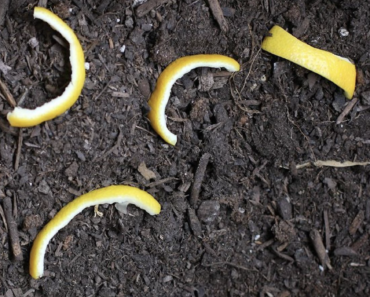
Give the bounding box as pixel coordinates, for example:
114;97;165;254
38;180;51;194
125;16;134;28
334;246;357;257
277;197;292;220
197;200;220;224
65;161;79;178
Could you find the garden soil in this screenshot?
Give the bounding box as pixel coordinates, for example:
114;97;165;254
1;0;370;296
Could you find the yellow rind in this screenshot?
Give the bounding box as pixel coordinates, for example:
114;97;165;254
261;25;356;99
29;185;161;279
7;7;86;127
148;54;240;145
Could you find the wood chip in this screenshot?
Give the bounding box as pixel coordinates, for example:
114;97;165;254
0;0;9;26
349;210;364;235
0;78;16;107
2;196;23;261
190;153;211;207
207;0;228;32
138;162;156;180
309;229;332;270
188;208;202;237
136;0;170;18
336;97;358;125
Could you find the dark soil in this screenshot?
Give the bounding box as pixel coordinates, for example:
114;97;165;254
1;0;370;296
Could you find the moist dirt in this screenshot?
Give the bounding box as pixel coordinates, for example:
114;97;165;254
1;0;370;296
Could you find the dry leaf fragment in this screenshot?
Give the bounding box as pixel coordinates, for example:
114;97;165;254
138;162;156;180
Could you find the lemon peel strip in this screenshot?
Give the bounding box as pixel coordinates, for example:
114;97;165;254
261;25;356;99
7;7;86;127
29;185;161;279
148;54;240;145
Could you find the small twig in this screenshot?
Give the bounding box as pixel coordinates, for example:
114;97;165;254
14;129;23;171
0;0;9;26
272;248;295;263
349;210;364;236
286;108;316;160
351;233;369;252
2;196;23;261
289;159;370;170
69;252;82;266
0;117;17;135
146;177;178;188
336;97;358;124
202;241;217;257
93;80;112;102
310;229;332;270
323;210;330;251
0;204;8;232
203;261;258;272
188;208;202;237
315;160;370;168
16;88;29;107
136;0;171;18
94;128;123;162
0;78;16;107
256;239;274;251
23;289;35;297
207;0;228;32
71;0;101;26
96;0;112;14
190;153;211;207
238;48;261;96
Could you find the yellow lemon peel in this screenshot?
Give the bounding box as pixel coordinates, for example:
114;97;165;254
261;25;356;99
29;185;161;279
7;7;86;127
148;54;240;145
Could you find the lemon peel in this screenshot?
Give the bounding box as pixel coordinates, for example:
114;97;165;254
148;54;240;145
261;25;356;99
7;7;85;127
29;185;161;279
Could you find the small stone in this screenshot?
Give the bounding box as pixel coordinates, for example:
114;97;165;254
332;92;346;112
65;161;79;177
338;27;349;37
97;287;115;297
323;177;337;191
221;7;236;17
76;151;86;161
197;200;220;224
95;275;102;284
334;247;357;257
272;220;297;243
277;197;292;220
23;215;42;231
28;37;39;49
38;180;51;194
163;275;173;283
142;23;153;31
129;28;144;45
125;16;134;28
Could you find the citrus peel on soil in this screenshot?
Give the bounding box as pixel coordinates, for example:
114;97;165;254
261;25;356;99
29;185;161;279
7;7;85;127
148;54;240;145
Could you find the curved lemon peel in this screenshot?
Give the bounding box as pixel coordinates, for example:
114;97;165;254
29;185;161;279
148;54;240;145
261;25;356;99
7;7;85;127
